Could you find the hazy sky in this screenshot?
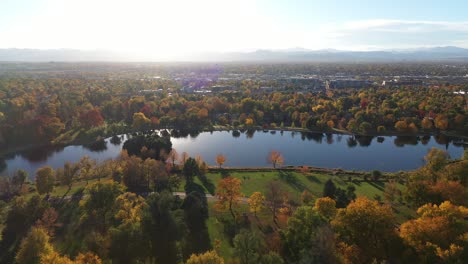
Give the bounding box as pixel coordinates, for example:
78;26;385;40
1;0;468;57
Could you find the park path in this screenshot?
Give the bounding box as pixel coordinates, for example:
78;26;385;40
173;192;249;203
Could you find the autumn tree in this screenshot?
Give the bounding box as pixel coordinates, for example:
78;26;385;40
265;180;286;226
314;197;337;219
332;197;399;263
35;166;55;195
132;112;151;130
424;147;449;182
248;191;265;218
74;253;103;264
268;150;284;168
167;148;179;169
114;192;147;225
400;201;467;263
187;250;224;264
180;151;189;164
39;251;73;264
110;192;148;264
78;156;96;185
35;208;61;237
80;108;104;128
215;177;243;219
59;162;79;197
215;154;226;168
15;227;53;264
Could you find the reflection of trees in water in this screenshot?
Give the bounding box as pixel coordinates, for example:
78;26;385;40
246;129;255;139
84;137;108;152
301;132;324;143
270;130;276;135
434;134;450;149
160;129;170;137
394;136;418;147
377;137;385;143
0;159;6;172
420;135;431;145
452;137;467;147
326;133;334;145
19;145;64;162
232;130;241;138
347;136;357;148
110;135;122;145
355;135;373;147
169;129;201;139
189;130;200;138
336;135;342;143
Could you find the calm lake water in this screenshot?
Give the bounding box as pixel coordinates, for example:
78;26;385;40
0;130;466;178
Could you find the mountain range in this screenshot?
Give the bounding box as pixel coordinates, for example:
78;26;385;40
1;46;468;62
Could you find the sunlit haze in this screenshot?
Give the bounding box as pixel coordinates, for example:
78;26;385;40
1;0;468;60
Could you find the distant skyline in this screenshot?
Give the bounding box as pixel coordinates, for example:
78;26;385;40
1;0;468;60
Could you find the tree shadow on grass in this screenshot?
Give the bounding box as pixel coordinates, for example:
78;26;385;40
305;175;321;183
198;175;216;195
278;170;309;192
368;181;385;191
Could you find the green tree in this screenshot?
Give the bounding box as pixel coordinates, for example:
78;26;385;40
233;230;263;264
183;157;200;183
280;206;326;263
142;192;183;264
323;179;336;199
35;166;55;195
79;180;125;233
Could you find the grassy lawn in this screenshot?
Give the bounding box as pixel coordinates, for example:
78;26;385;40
195;170;404;200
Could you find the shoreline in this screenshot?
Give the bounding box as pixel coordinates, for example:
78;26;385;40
0;124;465;160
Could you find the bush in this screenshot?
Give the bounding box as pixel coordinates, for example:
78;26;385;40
372;170;382;181
377;126;386;132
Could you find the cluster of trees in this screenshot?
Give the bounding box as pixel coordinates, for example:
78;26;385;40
0;76;466;151
211;164;466;263
0;139;467;263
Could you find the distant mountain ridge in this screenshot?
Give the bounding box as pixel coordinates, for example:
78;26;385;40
1;46;468;62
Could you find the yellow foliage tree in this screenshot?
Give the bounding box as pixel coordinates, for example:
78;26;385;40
332;197;397;263
400;201;467;263
314;197;337;219
114;192;147;225
132;112;151;130
187;250;224;264
16;227;54;264
248;191;265;217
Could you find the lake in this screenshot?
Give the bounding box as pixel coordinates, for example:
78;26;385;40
0;130;466;178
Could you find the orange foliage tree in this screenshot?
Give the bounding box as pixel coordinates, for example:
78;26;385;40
215;154;226;168
400;201;467;263
215;177;243;219
268;150;284;168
